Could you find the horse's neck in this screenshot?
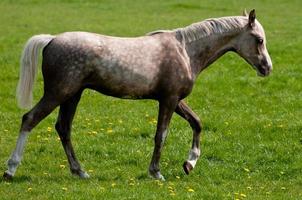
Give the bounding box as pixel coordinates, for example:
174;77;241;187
183;33;237;78
173;16;248;79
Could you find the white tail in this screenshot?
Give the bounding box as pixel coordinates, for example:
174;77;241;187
17;34;55;109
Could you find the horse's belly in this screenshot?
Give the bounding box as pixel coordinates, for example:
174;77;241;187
91;60;160;98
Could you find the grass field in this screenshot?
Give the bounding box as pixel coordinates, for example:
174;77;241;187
0;0;301;199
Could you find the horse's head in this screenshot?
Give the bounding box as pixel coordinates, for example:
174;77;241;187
234;10;272;77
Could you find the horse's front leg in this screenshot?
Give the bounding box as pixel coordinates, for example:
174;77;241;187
175;100;201;175
149;97;179;181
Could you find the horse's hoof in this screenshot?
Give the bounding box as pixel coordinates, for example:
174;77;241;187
3;171;13;181
155;174;166;181
183;161;193;175
149;171;166;181
79;171;90;179
72;170;90;179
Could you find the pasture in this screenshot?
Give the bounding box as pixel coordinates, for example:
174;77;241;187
0;0;301;199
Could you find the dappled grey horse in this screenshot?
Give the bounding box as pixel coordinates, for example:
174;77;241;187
4;10;272;181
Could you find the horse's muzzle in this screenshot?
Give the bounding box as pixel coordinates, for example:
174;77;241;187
256;64;272;77
256;57;272;77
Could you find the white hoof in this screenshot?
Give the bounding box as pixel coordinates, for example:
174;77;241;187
72;170;90;179
79;171;90;179
149;171;165;181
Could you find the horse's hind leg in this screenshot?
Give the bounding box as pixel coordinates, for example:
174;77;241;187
3;95;60;180
55;90;89;178
175;100;201;175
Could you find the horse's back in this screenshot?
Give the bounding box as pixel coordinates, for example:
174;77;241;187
42;31;191;99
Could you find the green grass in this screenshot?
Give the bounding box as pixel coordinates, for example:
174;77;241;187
0;0;301;199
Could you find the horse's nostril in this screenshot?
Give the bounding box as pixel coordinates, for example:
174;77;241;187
261;58;268;67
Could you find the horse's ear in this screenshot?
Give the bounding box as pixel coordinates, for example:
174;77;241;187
248;9;256;27
242;9;248;16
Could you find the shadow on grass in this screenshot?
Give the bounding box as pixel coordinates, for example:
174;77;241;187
1;175;32;183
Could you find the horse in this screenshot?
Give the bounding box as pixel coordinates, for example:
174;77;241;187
3;10;272;181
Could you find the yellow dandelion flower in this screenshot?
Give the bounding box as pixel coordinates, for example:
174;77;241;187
91;131;97;135
170;192;176;196
62;187;68;191
27;187;32;192
240;193;247;198
47;127;52;132
154;180;163;186
243;167;250;172
107;129;113;133
60;164;66;169
187;188;194;192
111;183;116;187
151;118;157;124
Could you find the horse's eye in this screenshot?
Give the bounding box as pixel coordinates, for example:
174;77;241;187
258;38;263;44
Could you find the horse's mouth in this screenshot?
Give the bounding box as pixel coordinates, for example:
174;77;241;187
255;64;271;77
